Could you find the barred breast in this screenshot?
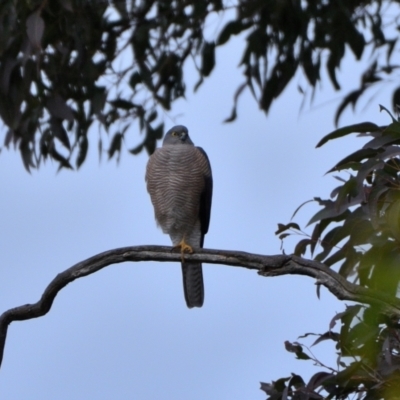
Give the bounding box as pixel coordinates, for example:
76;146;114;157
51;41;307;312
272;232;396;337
146;144;211;242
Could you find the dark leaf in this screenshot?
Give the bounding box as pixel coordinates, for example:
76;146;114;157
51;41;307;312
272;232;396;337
392;86;400;114
294;239;312;256
26;10;45;49
347;27;365;60
90;87;107;115
333;175;346;183
347;321;380;348
275;222;301;235
0;88;21;129
310;223;320;255
129;71;142;89
47;96;74;122
113;0;128;17
332;208;369;246
20;141;34;172
4;129;14;148
316;122;379;148
129;143;143;155
379;104;396;122
284;340;302;353
362;131;400;150
98;138;103;162
311;331;340;346
314;226;342;261
307;202;349;226
260;382;278;396
328;148;379;173
0;58;18;95
307;372;334;391
152;123;164;140
329;312;344;330
323;243;348;267
297;332;318;339
380;145;400;159
261;57;298;113
108;132;122;159
51;148;72;170
109;98;135;110
144;137;157;155
355;156;385;188
326;44;344;90
302;46;319;86
217;21;249;46
288;373;305;389
50;118;71;150
138;64;154;90
147;110;157;123
76;135;88;168
274;377;291;392
291;199;314;219
316;283;321;299
330;305;363;330
367;185;388;229
223;82;246;124
284;341;310;360
330;184;343;199
335;177;358;208
296;351;311;360
361;60;379;85
193;76;204;92
382;120;400;136
385;195;400;242
335;88;365;126
386;39;397;62
333;362;367;389
223;107;237;123
57;0;73;11
200;41;215;77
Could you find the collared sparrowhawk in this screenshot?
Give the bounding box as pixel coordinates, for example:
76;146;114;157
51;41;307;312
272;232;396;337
145;125;213;308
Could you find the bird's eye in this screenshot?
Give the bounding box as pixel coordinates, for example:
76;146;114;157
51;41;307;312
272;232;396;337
171;131;178;137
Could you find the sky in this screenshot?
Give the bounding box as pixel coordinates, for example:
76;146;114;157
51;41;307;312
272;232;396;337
0;10;395;400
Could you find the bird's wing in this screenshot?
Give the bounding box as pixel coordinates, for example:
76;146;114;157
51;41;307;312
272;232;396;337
196;147;213;247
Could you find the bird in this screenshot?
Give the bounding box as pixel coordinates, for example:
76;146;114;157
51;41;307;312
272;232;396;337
145;125;213;308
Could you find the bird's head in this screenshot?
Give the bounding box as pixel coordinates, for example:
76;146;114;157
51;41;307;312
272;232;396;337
162;125;194;146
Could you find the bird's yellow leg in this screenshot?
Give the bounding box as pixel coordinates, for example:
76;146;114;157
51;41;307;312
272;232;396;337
173;238;193;262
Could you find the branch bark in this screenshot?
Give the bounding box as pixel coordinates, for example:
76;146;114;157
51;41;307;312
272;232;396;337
1;245;400;369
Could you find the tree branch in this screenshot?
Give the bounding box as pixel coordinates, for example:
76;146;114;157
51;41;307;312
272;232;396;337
1;245;400;369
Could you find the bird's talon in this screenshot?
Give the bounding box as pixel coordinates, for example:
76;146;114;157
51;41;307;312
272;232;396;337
173;239;193;261
181;243;193;254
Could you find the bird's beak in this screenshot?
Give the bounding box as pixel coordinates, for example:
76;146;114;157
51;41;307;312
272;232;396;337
179;132;187;141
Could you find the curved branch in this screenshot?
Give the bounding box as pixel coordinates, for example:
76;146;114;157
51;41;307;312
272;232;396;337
1;245;400;369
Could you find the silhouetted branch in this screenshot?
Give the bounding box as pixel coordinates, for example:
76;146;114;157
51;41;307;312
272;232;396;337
1;245;400;369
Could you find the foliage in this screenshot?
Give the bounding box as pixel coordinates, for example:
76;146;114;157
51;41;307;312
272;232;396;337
3;0;400;397
274;109;400;399
1;0;400;170
261;305;400;399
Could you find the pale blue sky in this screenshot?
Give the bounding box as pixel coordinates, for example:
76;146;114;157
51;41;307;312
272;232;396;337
0;20;394;399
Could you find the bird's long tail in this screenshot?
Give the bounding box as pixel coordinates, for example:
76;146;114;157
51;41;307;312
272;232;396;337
181;262;204;308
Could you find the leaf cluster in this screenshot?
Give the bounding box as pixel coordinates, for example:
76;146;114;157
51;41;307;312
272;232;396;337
1;0;400;169
0;0;220;170
275;109;400;399
261;306;400;399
